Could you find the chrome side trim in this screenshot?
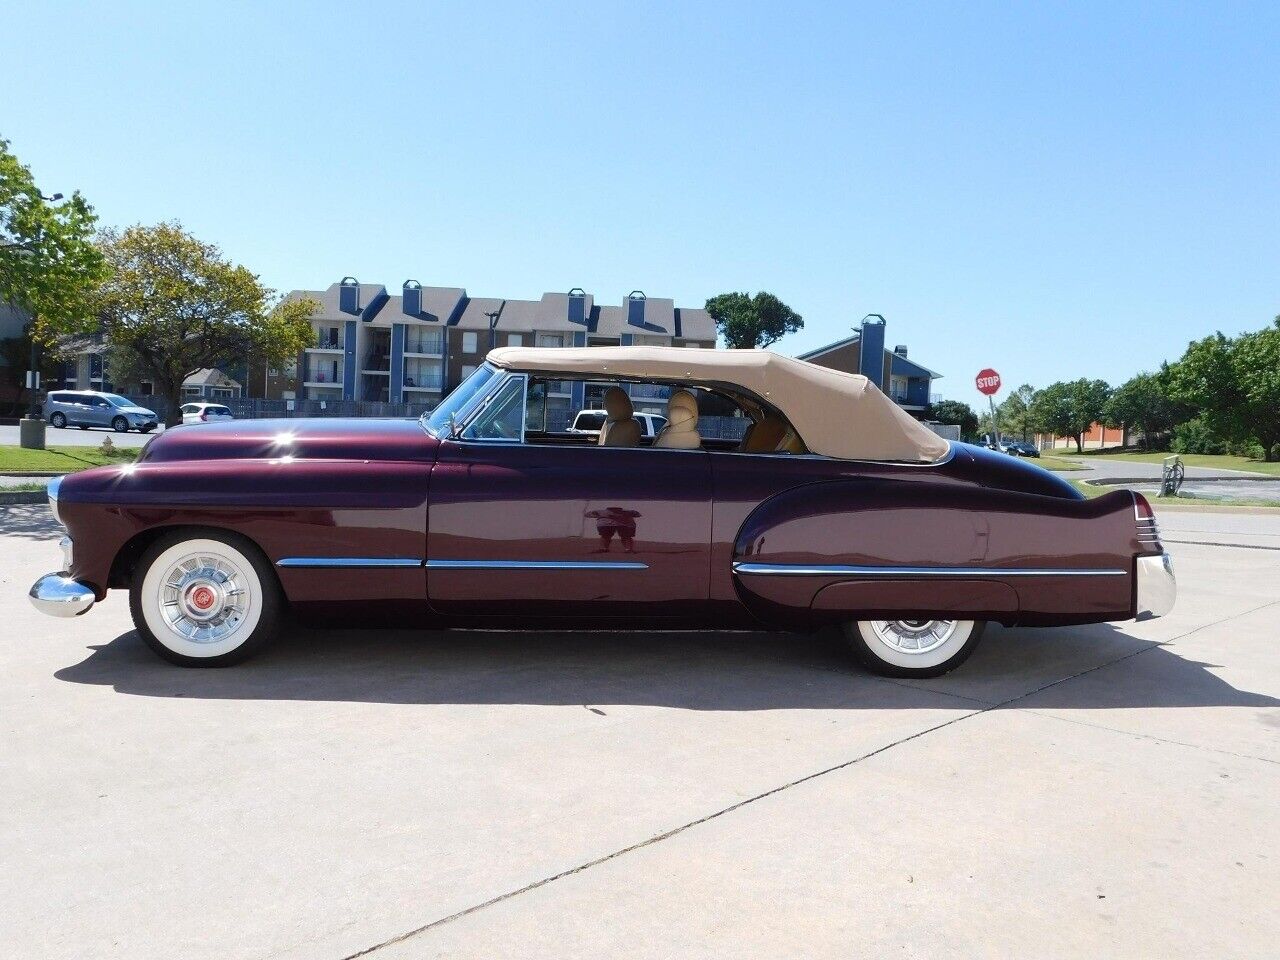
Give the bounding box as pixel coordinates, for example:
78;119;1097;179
426;559;649;571
276;557;423;569
732;562;1128;577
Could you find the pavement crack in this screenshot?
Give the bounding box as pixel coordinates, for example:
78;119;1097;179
336;707;984;958
1023;710;1279;766
1164;539;1280;551
337;600;1280;959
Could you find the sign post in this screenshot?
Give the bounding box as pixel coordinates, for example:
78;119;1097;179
975;368;1002;446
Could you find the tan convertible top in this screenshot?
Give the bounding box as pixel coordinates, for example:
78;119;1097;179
486;345;951;463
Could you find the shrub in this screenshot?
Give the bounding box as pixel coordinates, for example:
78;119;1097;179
1170;417;1227;455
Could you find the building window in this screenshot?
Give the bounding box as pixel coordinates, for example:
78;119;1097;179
460;364;478;380
462;332;478;353
536;333;564;348
507;333;523;347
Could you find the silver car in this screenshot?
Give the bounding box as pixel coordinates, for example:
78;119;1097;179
44;390;159;433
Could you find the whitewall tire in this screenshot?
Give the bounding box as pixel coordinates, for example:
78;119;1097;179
844;619;985;678
130;531;282;667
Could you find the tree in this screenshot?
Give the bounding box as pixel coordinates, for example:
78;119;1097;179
0;137;105;411
926;399;978;439
997;383;1037;440
1028;378;1112;453
76;223;315;425
1103;367;1189;450
704;291;802;348
1168;319;1280;461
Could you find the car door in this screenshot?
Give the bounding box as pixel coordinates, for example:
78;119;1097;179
426;373;713;621
87;395;110;427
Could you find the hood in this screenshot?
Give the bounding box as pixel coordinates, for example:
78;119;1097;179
138;417;438;464
120;406;156;416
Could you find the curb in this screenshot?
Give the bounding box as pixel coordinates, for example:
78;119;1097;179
1081;476;1280;486
0;471;62;478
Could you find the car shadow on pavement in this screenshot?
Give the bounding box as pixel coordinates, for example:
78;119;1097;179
54;622;1280;712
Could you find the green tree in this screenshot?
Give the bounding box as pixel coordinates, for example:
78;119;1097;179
0;137;106;411
1168;319;1280;461
1103;367;1189;450
704;291;802;348
997;383;1037;440
1028;378;1112;453
79;223;316;425
927;399;978;439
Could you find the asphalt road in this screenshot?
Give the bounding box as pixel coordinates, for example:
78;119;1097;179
0;423;161;447
2;505;1278;959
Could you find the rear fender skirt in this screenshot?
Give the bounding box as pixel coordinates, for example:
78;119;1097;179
808;578;1019;627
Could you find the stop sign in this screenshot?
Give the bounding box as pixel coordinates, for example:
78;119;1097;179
975;369;1002;396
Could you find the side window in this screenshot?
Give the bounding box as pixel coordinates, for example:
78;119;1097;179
462;377;525;442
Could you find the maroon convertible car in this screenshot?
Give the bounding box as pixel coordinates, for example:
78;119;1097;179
30;347;1175;677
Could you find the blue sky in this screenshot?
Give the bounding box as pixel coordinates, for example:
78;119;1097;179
6;1;1278;408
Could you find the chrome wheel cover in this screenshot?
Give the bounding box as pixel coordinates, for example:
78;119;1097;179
866;619;961;656
158;552;250;643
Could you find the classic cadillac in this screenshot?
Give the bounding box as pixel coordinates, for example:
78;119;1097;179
30;347;1175;677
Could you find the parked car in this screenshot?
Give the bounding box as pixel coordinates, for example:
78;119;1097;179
1001;440;1041;458
180;402;235;425
30;346;1174;676
568;408;667;439
44;390;158;433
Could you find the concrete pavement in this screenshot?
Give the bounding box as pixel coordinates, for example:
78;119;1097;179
1;504;1277;959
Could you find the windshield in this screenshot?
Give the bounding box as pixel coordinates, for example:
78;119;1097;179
102;393;134;407
422;364;499;437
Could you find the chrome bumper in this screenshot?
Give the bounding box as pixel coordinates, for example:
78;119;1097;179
1135;553;1176;621
30;572;97;617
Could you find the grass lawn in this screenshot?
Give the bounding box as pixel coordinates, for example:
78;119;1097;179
1057;450;1280;476
1037;455;1088;472
0;444;139;473
1069;479;1280;508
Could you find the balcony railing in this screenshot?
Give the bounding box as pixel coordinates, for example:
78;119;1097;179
403;376;443;390
404;333;444;354
311;332;342;350
304;366;343;384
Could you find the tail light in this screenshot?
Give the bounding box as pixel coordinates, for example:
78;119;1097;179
1133;493;1162;551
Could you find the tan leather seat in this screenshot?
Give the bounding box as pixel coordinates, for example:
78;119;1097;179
739;416;787;452
598;387;642;447
739;415;806;454
654;389;701;449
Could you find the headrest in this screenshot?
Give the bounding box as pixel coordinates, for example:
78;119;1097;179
666;389;698;429
603;386;633;420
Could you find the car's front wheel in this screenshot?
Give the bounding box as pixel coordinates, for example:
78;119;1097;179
844;619;985;678
111;415;129;432
50;412;67;428
130;530;282;666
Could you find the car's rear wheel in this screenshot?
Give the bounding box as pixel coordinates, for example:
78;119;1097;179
111;415;129;432
129;531;282;667
50;412;67;428
844;618;985;678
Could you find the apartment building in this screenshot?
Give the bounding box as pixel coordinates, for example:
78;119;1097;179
797;315;941;418
286;279;717;420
